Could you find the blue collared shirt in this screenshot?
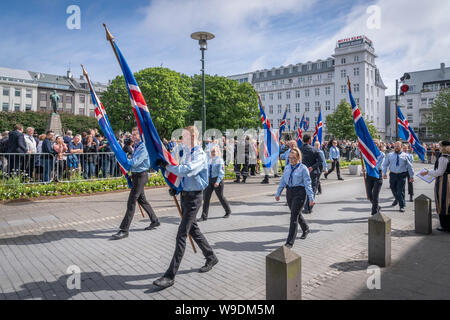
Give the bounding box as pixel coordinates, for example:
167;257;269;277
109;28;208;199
375;152;385;172
208;156;225;183
329;146;340;160
127;142;150;173
281;148;291;161
382;151;414;176
166;145;208;191
318;149;327;171
276;163;314;201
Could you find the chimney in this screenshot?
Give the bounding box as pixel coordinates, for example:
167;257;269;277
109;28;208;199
441;62;445;75
67;70;73;79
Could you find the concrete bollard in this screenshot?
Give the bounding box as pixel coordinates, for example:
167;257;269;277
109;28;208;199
415;194;432;234
266;245;302;300
368;213;391;267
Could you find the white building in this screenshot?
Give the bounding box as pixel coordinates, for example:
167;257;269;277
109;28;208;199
385;62;450;142
228;35;387;139
0;67;38;112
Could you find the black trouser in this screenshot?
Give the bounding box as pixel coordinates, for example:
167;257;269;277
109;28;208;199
327;159;341;178
249;164;256;175
164;191;216;279
366;174;383;215
304;172;318;212
119;172;158;231
389;172;407;208
317;172;322;193
439;215;450;231
406;171;414;196
286;186;309;245
234;163;249;179
202;178;231;219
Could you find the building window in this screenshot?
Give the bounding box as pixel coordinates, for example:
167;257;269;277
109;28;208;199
277;105;282;113
286;104;291;113
277;92;282;99
269;93;273;100
3;88;10;96
328;73;333;79
295;103;300;113
341;58;346;64
325;86;330;95
377;101;379;113
80;95;85;103
366;84;369;93
407;114;413;123
307;64;312;71
305;89;310;97
340;69;346;79
40;93;47;101
428;98;434;105
289;78;293;83
354;68;359;76
2;103;9;111
354;83;360;92
26;89;32;98
15;88;21;97
327;60;332;67
89;110;95;117
317;62;322;70
371;70;373;80
299;77;304;82
26;104;32;111
304;102;310;112
377;88;379;97
286;91;291;99
295;90;300;98
367;68;369;77
269;105;273;114
14;104;20;111
66;96;72;104
421;98;427;105
407;99;413;109
315;88;320;96
341;85;346;94
317;74;322;80
307;75;312;81
280;79;284;85
354;55;359;62
325;101;331;110
315;101;320;111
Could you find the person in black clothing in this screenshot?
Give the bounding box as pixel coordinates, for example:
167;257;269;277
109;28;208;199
233;137;250;183
7;124;27;175
299;134;321;214
41;131;55;183
83;135;98;179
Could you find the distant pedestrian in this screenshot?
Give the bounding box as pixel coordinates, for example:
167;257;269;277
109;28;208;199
324;139;343;180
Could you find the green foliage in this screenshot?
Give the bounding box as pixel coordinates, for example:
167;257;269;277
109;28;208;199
325;99;379;140
187;75;260;132
0;111;99;134
426;89;450;140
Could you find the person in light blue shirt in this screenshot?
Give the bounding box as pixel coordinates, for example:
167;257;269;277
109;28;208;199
403;143;415;202
154;126;218;290
112;127;159;240
199;146;232;221
275;147;314;247
325;140;343;180
314;141;327;195
382;141;414;211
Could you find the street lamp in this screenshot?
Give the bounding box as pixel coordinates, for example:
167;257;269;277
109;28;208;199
395;73;411;140
191;31;215;148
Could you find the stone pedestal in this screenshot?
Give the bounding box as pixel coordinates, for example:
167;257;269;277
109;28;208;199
47;113;63;136
348;164;361;175
415;194;432;235
266;245;302;300
368;213;391;267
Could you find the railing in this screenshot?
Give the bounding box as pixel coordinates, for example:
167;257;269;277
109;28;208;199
0;152;123;184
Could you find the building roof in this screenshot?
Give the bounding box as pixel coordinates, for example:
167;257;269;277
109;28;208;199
0;66;34;82
28;71;76;91
403;63;450;90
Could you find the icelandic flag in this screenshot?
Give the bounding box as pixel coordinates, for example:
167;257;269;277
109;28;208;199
347;78;381;178
312;110;323;145
397;105;425;161
258;96;279;167
287;119;291;132
303;118;309;131
112;42;182;192
83;66;132;188
278;106;288;142
296;114;305;148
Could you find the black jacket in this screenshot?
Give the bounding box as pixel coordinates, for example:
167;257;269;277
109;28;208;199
7;130;27;154
300;144;321;175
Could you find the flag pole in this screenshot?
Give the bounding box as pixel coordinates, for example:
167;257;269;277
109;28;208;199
173;195;197;254
347;76;369;200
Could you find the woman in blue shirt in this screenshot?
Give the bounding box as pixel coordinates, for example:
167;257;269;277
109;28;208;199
275;147;315;247
199;146;232;221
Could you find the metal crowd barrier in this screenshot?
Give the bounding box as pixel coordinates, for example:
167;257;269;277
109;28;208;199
0;152;123;184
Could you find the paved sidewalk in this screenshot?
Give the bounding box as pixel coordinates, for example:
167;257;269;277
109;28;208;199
0;163;448;300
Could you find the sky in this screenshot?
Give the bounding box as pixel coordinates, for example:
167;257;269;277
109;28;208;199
1;0;449;95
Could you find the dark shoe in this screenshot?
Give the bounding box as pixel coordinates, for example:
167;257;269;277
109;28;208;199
317;191;322;195
197;216;207;222
241;178;247;183
302;209;311;214
409;195;413;202
153;277;174;289
223;213;231;219
284;202;288;206
285;243;293;249
145;221;160;230
274;174;280;178
338;177;344;181
261;176;269;184
233;177;240;183
324;173;328;179
199;257;219;273
111;230;128;240
392;200;398;206
300;229;310;239
399;207;405;212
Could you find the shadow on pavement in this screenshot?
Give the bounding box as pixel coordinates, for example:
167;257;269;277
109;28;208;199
330;260;369;272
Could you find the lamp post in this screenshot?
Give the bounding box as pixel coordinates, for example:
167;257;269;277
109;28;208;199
191;31;215;148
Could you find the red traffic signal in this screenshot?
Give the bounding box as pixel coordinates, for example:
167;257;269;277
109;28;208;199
400;84;409;93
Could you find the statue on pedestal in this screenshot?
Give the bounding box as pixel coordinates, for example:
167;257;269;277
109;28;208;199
50;90;60;114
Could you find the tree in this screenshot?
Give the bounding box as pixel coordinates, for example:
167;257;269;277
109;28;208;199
101;67;192;138
426;89;450;140
325;99;379;140
187;75;260;132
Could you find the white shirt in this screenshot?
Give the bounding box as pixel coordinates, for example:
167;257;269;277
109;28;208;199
24;134;37;153
427;155;449;177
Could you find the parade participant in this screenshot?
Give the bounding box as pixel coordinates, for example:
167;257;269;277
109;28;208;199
275;147;314;247
280;140;296;169
403;143;414;202
153;126;218;289
198;146;232;221
382;141;414;212
300;134;321;214
233;136;250;183
420;141;450;232
111;127;160;240
314;141;327;195
324;139;343;180
364;139;385;215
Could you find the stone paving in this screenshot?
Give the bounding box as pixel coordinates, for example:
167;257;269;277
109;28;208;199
0;163;448;300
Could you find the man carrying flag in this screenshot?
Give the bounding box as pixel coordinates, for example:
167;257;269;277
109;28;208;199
312;110;323;146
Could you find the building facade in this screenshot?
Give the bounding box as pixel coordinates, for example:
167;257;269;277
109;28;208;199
385;62;450;142
0;67;38;113
228;35;387;139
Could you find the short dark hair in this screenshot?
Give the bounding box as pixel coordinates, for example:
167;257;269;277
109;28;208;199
13;124;23;131
46;130;54;135
302;133;311;144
